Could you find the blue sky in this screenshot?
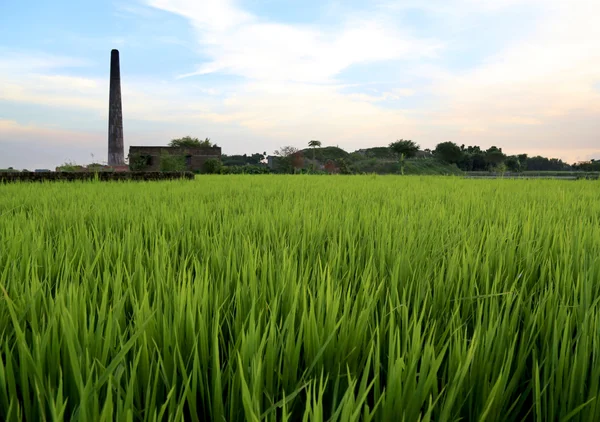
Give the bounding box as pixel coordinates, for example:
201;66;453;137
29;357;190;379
1;0;599;169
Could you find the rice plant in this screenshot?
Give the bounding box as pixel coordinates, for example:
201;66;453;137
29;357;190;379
1;175;599;421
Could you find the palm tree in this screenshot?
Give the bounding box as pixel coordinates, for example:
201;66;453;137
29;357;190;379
308;140;322;170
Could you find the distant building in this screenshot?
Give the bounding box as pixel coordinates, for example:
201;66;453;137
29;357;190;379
128;146;221;172
34;169;52;173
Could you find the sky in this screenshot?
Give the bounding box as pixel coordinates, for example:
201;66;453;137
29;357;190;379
1;0;599;169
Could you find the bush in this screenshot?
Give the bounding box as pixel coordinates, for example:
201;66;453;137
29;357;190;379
0;171;194;183
56;161;84;172
221;165;271;175
159;153;186;172
203;158;223;174
128;153;151;171
336;158;352;174
300;146;349;162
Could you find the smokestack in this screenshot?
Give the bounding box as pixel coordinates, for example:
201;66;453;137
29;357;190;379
108;49;124;165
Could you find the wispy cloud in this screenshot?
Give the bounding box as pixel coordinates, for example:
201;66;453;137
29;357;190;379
149;0;443;83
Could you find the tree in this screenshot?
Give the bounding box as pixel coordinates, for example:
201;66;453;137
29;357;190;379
291;151;304;173
573;160;600;172
308;140;322;165
471;153;487;171
169;136;217;148
308;140;322;171
485;146;506;168
389;139;420;175
389;139;420;159
203;158;223;174
517;154;528;170
250;152;267;165
504;156;521;172
434;142;463;164
274;146;298;156
274;146;301;173
336;158;351;174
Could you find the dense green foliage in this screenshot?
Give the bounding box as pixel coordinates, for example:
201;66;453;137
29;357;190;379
221;165;271;174
434;142;463;164
389;140;420;159
159;152;186;172
569;159;600;172
349;158;462;175
203;158;223;174
168;136;217;148
222;153;266;167
355;147;396;159
127;153;151;172
299;146;349;163
428;143;573;172
2;176;600;420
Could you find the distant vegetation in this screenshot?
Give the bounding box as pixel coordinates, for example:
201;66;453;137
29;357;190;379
220;139;595;176
5;136;598;176
168;136;218;148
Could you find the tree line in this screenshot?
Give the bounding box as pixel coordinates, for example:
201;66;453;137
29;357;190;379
142;136;600;174
265;139;597;173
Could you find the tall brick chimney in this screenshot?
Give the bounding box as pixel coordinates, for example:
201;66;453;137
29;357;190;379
108;49;124;165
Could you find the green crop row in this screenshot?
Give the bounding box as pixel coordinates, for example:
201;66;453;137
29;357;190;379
1;175;600;421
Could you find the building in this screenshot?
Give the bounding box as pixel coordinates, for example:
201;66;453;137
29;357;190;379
267;155;278;169
128;146;222;172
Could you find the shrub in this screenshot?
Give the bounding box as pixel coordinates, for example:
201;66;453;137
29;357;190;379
221;165;270;174
159;153;186;172
203;158;223;174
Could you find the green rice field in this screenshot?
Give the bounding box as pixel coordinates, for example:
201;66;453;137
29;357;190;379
1;175;600;421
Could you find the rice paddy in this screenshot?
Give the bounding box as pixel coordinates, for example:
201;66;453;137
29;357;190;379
1;175;600;421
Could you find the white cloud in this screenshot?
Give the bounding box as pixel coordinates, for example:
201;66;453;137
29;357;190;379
417;0;600;145
143;0;599;148
0;66;221;123
2;0;599;167
149;0;442;83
